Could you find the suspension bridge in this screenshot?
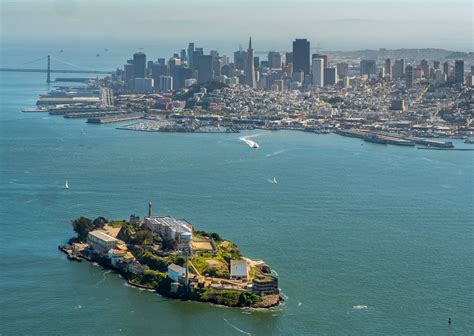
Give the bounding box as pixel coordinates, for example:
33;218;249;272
0;55;113;83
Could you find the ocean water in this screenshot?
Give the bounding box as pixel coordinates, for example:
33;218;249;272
0;47;473;335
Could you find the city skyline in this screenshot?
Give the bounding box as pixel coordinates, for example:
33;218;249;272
0;0;472;52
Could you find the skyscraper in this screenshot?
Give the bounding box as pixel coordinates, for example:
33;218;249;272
360;60;377;76
385;58;392;78
393;59;405;79
312;58;324;87
292;39;310;76
420;59;430;78
323;67;337;86
405;65;414;89
195;55;213;83
246;37;257;89
234;47;247;71
454;60;465;83
312;54;328;68
187;43;195;69
268;51;284;69
133;52;146;79
443;61;450;76
336;62;349;77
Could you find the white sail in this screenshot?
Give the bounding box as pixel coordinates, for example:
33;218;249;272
65;180;69;189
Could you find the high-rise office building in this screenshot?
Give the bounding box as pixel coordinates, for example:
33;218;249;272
433;61;440;70
134;78;153;93
133;52;147;79
360;60;377;76
420;59;430;78
151;63;169;89
195;55;213;83
393;59;405;79
336;62;349;77
385;58;392;78
285;52;293;66
159;75;173;91
292;71;304;83
254;56;260;69
312;58;324;87
312;54;328;68
454;60;465;83
443;61;450;76
124;63;134;87
292;39;310;76
234;48;247;71
268;51;284;69
187;43;195;69
323;67;337;86
405;65;414;88
246;37;257;89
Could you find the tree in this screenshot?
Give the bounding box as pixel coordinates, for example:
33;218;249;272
93;216;108;229
210;232;221;241
162;237;178;251
133;230;153;245
72;217;94;240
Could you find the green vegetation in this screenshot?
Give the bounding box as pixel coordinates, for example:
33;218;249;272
109;220;127;228
130;247;168;272
72;216;108;240
194;230;222;242
190;241;242;277
198;289;261;307
132;229;153;245
131;270;169;289
162;237;178;251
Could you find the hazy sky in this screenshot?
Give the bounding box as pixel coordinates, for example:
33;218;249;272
1;0;472;52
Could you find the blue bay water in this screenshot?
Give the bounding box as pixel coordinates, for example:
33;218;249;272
0;48;473;335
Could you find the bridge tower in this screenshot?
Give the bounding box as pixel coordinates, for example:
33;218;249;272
46;55;51;83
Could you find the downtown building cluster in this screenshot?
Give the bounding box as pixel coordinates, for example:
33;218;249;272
115;38;473;95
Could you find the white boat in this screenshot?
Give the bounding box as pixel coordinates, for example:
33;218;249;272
272;177;278;184
65;180;69;189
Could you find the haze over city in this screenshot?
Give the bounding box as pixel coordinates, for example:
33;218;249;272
1;0;473;52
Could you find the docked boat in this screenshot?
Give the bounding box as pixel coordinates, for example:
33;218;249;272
464;138;474;144
363;134;388;145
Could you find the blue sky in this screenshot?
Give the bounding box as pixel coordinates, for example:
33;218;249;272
1;0;472;51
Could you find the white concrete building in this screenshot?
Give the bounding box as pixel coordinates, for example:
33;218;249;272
87;230;118;254
312;58;324;87
230;259;249;281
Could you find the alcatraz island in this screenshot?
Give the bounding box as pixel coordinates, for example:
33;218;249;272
59;202;281;308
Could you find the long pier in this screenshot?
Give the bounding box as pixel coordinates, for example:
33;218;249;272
336;129;454;148
0;68;112;74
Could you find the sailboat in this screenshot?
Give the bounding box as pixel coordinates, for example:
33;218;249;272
272;177;278;184
65;180;69;189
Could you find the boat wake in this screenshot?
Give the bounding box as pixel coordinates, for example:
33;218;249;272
94;270;111;287
223;318;252;335
352;305;368;310
239;135;261;148
266;149;287;157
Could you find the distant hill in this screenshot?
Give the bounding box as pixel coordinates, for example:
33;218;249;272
327;48;474;61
